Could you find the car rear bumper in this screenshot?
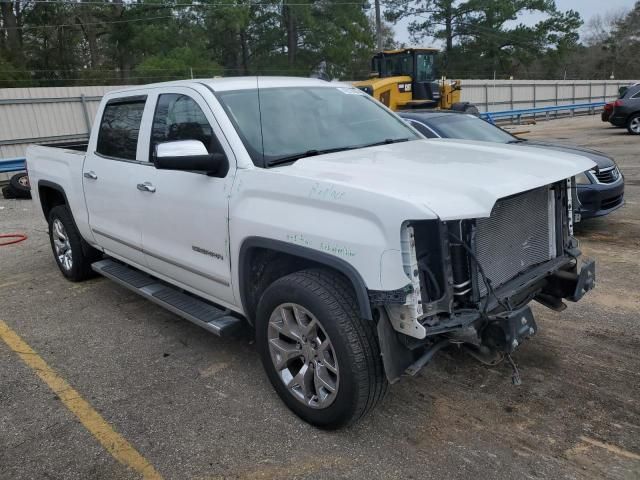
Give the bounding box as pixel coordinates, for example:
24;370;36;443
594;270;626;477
576;180;625;219
610;116;626;127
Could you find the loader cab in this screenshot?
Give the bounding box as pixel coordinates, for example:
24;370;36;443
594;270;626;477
357;48;442;110
371;48;440;107
371;48;438;83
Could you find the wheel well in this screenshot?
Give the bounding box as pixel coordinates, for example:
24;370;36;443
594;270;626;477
38;185;66;220
240;243;372;324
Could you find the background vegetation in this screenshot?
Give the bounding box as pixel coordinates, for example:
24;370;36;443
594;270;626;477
0;0;638;87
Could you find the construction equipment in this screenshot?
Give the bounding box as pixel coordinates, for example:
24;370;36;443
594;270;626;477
353;48;478;114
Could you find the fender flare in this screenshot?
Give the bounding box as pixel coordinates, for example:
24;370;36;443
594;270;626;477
38;180;71;219
38;180;95;255
238;237;373;321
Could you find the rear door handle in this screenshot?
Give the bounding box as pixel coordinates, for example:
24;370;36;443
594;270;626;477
83;171;97;180
137;182;156;193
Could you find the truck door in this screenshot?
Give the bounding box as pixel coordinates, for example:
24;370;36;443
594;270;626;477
138;88;236;306
83;94;153;268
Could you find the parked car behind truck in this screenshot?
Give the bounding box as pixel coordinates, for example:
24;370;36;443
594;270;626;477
27;78;596;428
400;110;625;221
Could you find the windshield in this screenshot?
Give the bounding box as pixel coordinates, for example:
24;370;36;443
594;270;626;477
216;86;419;167
429;115;516;143
384;54;413;77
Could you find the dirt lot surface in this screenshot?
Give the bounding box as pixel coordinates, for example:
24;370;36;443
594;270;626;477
1;115;638;479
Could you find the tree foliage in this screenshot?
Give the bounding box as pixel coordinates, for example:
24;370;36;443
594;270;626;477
385;0;583;77
1;0;638;86
0;0;377;86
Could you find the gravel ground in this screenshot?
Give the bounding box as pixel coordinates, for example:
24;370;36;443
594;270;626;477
0;114;638;480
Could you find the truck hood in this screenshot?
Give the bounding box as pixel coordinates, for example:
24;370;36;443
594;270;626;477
280;138;596;220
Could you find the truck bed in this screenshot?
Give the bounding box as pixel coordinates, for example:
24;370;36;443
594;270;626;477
40;140;88;152
26;143;90;240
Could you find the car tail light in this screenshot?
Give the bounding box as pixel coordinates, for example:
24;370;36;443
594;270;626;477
604;103;613;112
614;99;623;107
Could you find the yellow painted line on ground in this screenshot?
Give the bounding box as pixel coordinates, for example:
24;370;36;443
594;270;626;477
0;320;163;480
579;436;640;461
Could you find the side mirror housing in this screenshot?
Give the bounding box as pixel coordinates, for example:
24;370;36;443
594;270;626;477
153;140;229;177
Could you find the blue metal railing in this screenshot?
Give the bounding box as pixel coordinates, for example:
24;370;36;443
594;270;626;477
0;157;26;174
481;101;606;124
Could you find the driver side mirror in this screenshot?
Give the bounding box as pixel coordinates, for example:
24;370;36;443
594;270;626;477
153;140;229;177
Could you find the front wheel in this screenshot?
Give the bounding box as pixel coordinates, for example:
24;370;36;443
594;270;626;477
256;269;387;429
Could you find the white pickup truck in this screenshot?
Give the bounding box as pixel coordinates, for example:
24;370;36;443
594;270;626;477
27;77;596;428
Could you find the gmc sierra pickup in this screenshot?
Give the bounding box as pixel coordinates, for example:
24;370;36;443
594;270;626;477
27;77;596;428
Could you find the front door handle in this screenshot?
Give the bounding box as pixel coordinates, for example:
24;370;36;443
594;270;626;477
137;182;156;193
83;171;98;180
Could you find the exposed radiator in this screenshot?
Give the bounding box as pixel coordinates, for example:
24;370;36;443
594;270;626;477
475;187;557;296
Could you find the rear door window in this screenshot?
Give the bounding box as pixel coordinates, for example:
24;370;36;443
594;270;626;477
96;97;146;160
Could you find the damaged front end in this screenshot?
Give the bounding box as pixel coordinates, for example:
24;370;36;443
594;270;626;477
373;180;596;383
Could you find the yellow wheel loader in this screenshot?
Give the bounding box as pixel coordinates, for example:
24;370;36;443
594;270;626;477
353;48;479;114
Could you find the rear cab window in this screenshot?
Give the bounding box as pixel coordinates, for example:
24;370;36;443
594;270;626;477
96;95;147;160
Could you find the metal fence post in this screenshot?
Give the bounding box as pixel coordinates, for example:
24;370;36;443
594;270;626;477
510;83;514;123
80;94;91;134
531;83;536;121
555;82;559;119
484;83;489;113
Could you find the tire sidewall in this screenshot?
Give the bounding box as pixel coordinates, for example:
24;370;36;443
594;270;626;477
256;275;362;428
627;114;640;135
48;206;84;280
9;173;31;198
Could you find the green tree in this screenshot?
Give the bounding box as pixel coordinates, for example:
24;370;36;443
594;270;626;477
134;46;222;82
385;0;582;77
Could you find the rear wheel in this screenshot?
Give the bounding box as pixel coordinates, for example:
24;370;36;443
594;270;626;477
256;269;387;429
48;205;101;281
627;113;640;135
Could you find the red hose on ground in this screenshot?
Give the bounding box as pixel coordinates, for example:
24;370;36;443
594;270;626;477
0;233;28;246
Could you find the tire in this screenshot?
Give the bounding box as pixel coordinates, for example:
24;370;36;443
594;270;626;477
626;113;640;135
256;269;387;429
9;172;31;199
463;104;480;116
450;102;480;116
2;185;16;199
48;205;101;281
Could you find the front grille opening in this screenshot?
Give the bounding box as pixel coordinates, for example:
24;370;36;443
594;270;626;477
593;167;619;184
601;194;623;210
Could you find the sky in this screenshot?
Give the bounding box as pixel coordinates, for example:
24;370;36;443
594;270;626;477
392;0;637;45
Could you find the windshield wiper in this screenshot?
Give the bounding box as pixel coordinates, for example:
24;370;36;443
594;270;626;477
507;139;525;144
359;137;410;148
266;138;410;167
267;146;359;167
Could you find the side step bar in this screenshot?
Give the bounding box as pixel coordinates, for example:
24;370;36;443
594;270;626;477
92;259;243;336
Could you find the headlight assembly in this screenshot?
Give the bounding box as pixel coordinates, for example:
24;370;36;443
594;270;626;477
574;172;592;185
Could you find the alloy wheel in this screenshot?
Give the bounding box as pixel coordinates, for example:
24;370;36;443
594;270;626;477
267;303;339;409
52;219;73;271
